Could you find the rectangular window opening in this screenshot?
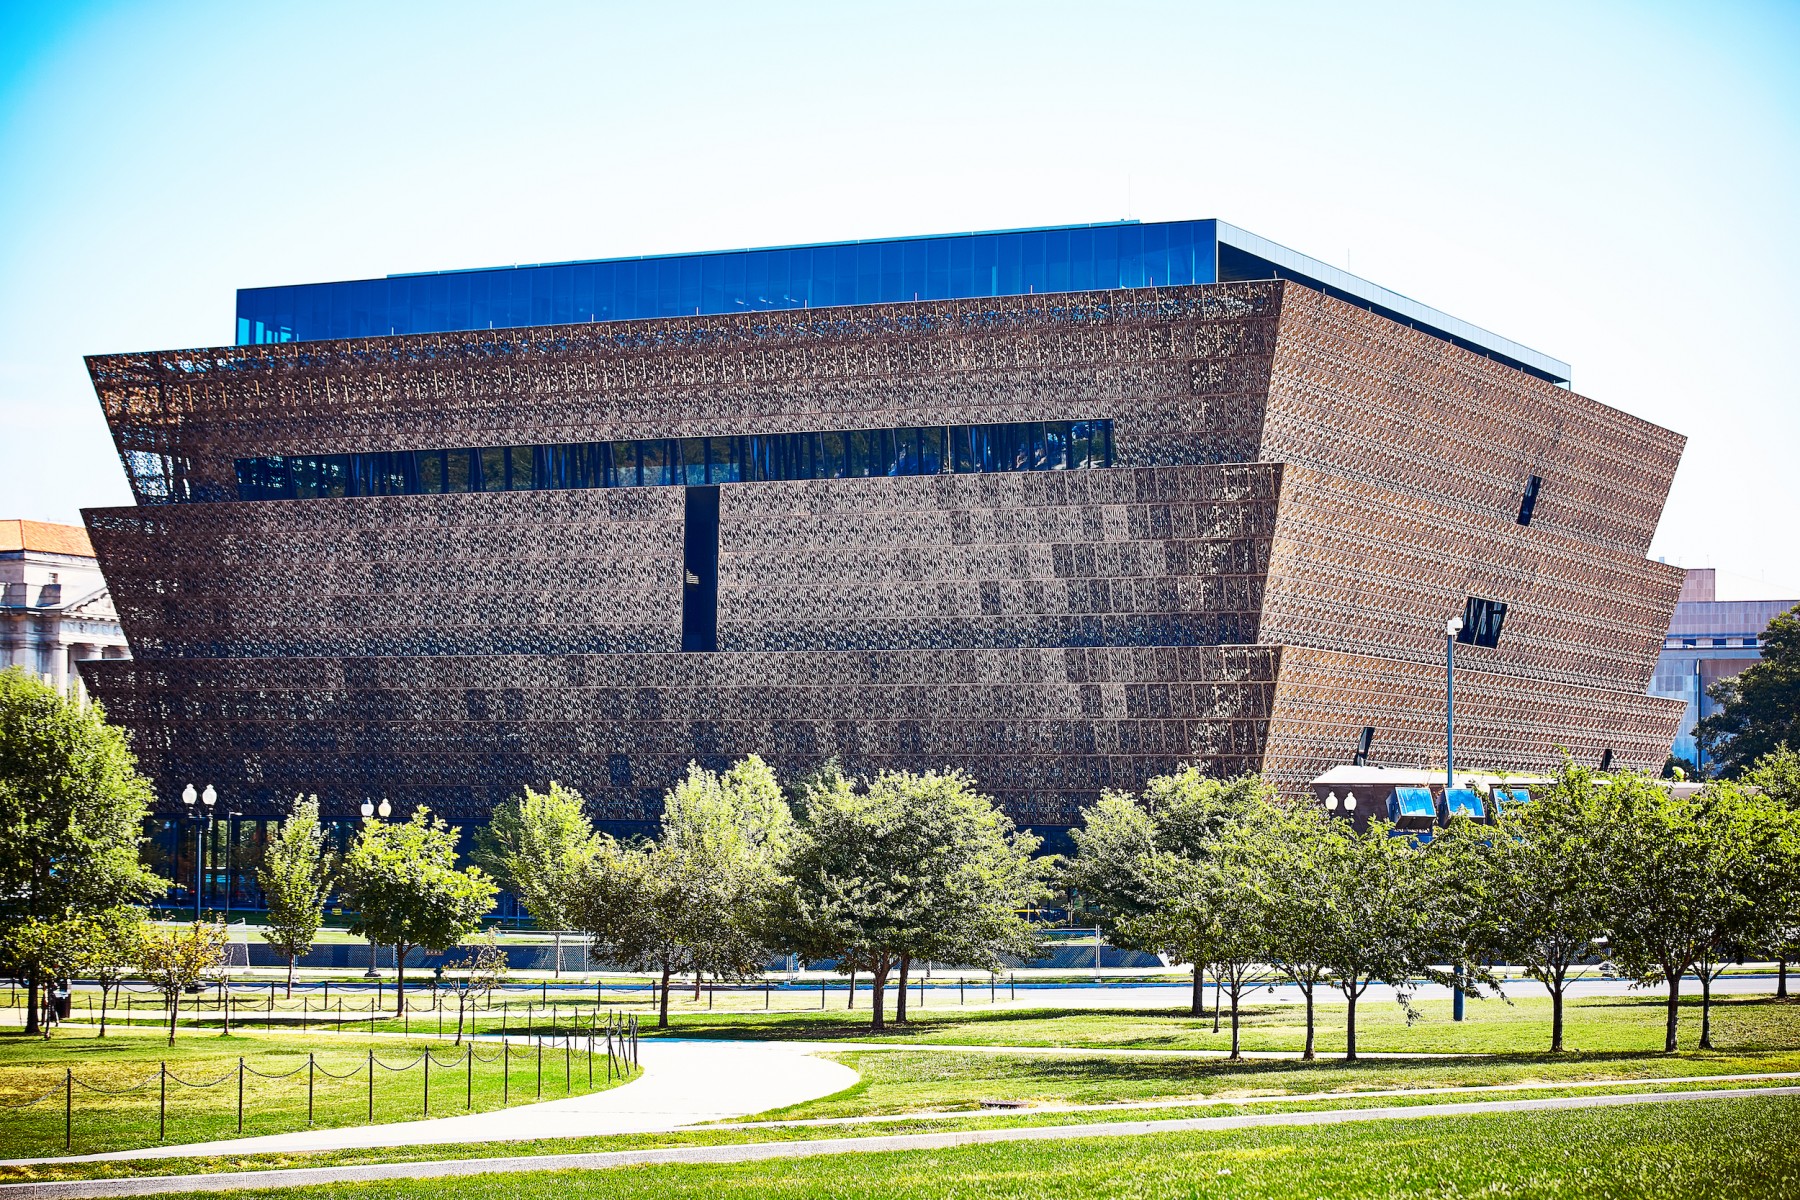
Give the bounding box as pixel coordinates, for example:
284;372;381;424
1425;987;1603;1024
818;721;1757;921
681;485;720;653
1456;596;1508;649
1516;474;1542;526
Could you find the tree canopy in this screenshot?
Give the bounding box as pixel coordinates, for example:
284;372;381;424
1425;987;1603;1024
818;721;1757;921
0;668;162;1032
1697;604;1799;777
257;793;333;995
338;806;498;1011
471;781;601;933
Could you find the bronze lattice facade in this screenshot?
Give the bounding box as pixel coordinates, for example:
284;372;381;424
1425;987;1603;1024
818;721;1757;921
81;275;1685;833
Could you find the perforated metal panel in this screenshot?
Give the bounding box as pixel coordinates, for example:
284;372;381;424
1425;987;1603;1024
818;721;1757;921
80;280;1684;826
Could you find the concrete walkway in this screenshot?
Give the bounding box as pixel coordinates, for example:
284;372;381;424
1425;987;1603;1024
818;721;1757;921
3;1085;1794;1199
6;1040;856;1164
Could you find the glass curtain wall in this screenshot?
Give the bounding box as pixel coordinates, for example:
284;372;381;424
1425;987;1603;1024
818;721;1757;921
237;221;1217;344
235;419;1115;503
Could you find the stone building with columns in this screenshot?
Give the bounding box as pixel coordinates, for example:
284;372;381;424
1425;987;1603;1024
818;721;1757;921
1;519;130;693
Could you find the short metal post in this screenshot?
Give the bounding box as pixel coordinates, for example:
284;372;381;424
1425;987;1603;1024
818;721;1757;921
237;1057;244;1132
536;1036;543;1099
423;1048;430;1114
65;1068;72;1150
502;1036;509;1104
367;1049;374;1122
159;1062;167;1141
308;1053;315;1125
466;1044;472;1110
565;1035;571;1093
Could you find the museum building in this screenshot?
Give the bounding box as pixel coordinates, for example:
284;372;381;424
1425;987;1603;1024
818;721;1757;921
78;218;1687;898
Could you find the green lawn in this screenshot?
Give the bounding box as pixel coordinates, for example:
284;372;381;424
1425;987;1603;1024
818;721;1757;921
774;1043;1800;1118
134;1095;1800;1200
641;991;1797;1055
0;1026;637;1158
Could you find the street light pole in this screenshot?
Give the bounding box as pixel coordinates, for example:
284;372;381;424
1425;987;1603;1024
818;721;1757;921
359;798;392;979
1444;616;1465;1023
181;784;218;922
1445;616;1462;788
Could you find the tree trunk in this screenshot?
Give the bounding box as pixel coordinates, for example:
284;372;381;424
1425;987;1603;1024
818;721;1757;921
1211;966;1222;1033
869;959;891;1032
896;955;910;1023
456;996;466;1045
99;983;110;1038
693;970;703;1001
286;955;296;999
220;978;232;1036
23;977;38;1037
1228;984;1242;1060
1345;990;1359;1061
1664;972;1680;1053
1779;959;1788;1000
847;970;855;1009
1301;983;1315;1060
394;944;410;1013
1699;973;1714;1050
1550;982;1565;1053
1190;963;1204;1017
168;992;179;1045
657;966;672;1029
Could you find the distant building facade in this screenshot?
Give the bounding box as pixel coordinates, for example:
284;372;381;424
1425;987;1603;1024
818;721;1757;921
0;520;129;695
1649;567;1799;770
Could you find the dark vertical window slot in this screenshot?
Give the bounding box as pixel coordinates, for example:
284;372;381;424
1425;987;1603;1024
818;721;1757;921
681;486;720;653
1517;474;1542;526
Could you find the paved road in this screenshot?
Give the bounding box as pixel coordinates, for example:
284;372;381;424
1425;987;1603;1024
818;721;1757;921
4;1041;855;1165
3;1086;1793;1200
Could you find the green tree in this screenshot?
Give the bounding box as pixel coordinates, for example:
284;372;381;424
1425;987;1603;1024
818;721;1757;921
571;837;692;1028
1485;762;1619;1052
1310;821;1460;1061
257;794;333;996
442;931;509;1044
661;757;794;995
1224;801;1338;1059
572;757;793;1028
472;782;601;970
75;906;148;1037
884;771;1050;1023
775;768;1047;1032
1744;748;1800;996
1684;780;1800;1048
339;807;498;1012
0;668;161;1033
0;913;88;1037
1066;770;1274;1019
1602;772;1786;1052
1696;605;1799;777
136;921;229;1044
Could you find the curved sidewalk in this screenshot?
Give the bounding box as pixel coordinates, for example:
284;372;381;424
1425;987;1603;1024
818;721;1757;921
13;1040;856;1164
3;1086;1793;1200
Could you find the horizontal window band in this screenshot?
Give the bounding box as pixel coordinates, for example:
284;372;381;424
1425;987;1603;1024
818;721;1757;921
233;419;1114;502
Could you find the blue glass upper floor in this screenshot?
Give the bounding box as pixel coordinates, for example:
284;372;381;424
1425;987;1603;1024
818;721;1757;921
233;218;1571;384
238;220;1218;346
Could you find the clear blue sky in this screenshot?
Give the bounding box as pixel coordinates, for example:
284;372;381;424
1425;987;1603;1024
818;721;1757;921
2;0;1796;597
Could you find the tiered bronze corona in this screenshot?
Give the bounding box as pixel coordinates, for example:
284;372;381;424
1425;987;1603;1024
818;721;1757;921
81;275;1685;833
